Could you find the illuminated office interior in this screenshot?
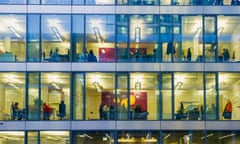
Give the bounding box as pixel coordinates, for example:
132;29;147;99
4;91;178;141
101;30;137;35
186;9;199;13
0;0;240;144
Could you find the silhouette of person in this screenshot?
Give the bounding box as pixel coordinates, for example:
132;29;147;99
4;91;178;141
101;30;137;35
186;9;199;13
88;50;97;62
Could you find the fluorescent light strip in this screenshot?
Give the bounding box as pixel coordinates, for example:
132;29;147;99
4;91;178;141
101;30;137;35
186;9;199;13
93;27;102;43
135;27;141;42
8;26;21;38
51;27;63;42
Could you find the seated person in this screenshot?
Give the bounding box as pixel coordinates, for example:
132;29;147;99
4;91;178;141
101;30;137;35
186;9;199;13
12;102;24;120
42;103;52;120
88;50;97;62
134;104;148;120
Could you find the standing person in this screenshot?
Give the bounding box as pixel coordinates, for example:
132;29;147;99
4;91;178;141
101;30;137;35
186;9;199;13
58;100;66;120
187;48;192;62
222;99;232;120
43;103;51;120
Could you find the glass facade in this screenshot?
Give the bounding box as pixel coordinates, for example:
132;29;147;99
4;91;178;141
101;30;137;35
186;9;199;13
0;14;240;62
0;1;240;144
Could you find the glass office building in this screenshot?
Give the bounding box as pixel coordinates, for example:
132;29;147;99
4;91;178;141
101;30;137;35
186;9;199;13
0;0;240;144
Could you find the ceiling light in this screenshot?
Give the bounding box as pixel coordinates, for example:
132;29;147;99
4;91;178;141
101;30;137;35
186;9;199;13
135;27;141;42
8;26;22;38
51;27;63;42
93;27;103;43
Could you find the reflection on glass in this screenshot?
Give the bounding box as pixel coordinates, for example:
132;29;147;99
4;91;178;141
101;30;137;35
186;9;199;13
86;15;115;62
117;15;129;62
86;73;115;120
27;131;38;144
73;131;114;144
205;16;217;62
0;0;26;4
174;73;204;120
0;131;24;144
128;0;158;5
117;73;128;120
73;73;84;120
86;0;115;5
160;15;177;62
163;131;191;144
41;72;70;120
41;0;71;4
164;131;204;143
129;15;159;62
0;15;26;62
217;16;240;62
40;131;69;144
118;131;159;143
206;131;240;143
0;72;25;121
72;15;84;62
28;73;40;120
219;72;240;120
41;15;70;62
162;73;172;120
27;14;40;62
182;15;202;62
206;73;217;120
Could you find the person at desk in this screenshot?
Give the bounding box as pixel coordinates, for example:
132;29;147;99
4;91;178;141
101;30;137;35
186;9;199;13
88;50;97;62
222;48;230;61
43;102;52;120
12;102;24;120
51;47;59;62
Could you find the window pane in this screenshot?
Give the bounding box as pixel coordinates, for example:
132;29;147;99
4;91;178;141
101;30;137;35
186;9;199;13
40;131;69;144
116;15;129;62
28;73;40;120
72;15;85;62
129;15;159;62
0;72;25;121
130;73;159;120
27;131;38;144
174;72;204;120
206;73;217;120
41;15;70;62
86;73;115;120
73;73;84;120
219;72;240;120
86;15;115;62
117;73;128;120
217;16;240;62
27;14;40;62
162;72;172;120
0;14;26;62
118;131;159;143
182;15;203;62
0;131;24;144
73;131;115;143
41;72;70;120
205;16;217;62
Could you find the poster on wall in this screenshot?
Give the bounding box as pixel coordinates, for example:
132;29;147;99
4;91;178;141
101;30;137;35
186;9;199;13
101;91;147;112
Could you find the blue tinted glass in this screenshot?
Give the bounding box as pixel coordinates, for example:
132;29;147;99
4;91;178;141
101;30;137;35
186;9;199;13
41;0;71;4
